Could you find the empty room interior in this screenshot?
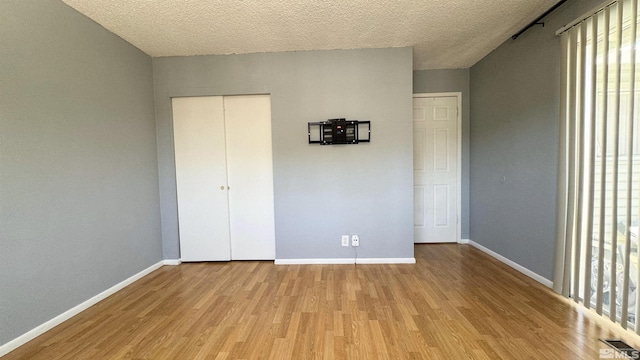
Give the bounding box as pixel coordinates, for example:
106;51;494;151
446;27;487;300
5;0;640;358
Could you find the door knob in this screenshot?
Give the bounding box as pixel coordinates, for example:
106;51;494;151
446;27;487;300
220;186;225;190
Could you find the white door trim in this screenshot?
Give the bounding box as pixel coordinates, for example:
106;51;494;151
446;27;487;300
413;92;462;244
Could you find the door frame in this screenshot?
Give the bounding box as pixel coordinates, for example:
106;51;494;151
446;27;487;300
412;92;462;243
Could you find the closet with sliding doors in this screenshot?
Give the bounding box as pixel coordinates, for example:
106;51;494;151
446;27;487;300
171;95;275;261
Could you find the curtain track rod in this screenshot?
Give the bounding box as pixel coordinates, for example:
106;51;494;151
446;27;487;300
512;0;568;40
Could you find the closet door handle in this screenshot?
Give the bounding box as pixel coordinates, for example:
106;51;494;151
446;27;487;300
220;186;225;190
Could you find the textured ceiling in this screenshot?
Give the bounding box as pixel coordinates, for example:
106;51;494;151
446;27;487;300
60;0;558;70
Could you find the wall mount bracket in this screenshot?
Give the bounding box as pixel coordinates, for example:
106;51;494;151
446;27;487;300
308;119;370;145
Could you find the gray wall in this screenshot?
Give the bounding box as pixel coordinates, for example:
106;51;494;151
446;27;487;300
0;0;162;345
153;48;414;260
469;0;602;280
413;69;470;239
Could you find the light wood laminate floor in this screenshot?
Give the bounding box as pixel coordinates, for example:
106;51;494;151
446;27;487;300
4;244;640;359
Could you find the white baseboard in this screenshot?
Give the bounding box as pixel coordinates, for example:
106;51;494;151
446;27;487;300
275;258;415;265
0;261;165;358
356;258;416;264
275;258;356;265
163;259;181;266
467;240;553;288
459;238;470;244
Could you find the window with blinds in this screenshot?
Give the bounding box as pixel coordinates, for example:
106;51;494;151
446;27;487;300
556;0;640;330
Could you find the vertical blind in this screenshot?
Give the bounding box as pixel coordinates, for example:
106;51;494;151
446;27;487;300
556;0;640;330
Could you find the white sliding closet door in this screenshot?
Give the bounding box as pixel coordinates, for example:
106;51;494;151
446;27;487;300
172;95;275;262
173;96;231;261
224;95;275;260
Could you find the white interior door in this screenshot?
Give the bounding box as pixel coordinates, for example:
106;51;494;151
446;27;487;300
172;96;231;261
413;95;459;243
224;95;276;260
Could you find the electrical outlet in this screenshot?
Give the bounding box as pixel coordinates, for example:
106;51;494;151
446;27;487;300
341;235;350;247
351;235;359;247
